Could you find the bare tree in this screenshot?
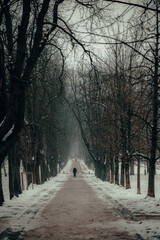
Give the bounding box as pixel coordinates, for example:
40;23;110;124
0;0;103;205
101;0;160;197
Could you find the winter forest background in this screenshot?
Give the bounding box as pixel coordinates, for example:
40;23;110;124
0;0;160;206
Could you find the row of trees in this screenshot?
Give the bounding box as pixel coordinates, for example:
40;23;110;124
2;46;72;202
68;1;160;197
0;0;159;205
0;0;99;205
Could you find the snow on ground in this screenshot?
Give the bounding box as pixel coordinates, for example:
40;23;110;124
79;160;160;240
0;159;72;233
1;158;160;240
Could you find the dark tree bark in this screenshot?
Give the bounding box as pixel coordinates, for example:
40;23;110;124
125;159;130;189
0;162;4;205
106;160;110;182
102;164;107;181
120;157;125;187
115;155;119;185
148;161;156;197
41;159;49;184
110;156;114;184
35;161;40;185
50;158;58;178
0;38;6;123
8;143;22;199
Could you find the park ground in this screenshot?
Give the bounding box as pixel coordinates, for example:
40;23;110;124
0;159;160;239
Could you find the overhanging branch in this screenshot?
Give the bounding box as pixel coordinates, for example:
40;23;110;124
104;0;160;13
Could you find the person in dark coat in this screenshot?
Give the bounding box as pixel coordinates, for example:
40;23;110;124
73;167;77;177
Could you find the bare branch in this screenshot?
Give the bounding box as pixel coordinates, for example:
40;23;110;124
104;0;160;13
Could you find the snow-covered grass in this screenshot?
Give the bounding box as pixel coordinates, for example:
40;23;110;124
80;160;160;212
0;159;73;233
79;160;160;240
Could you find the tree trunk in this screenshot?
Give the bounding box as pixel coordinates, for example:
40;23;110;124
8;154;14;200
148;161;155;197
115;155;119;185
125;160;131;189
102;164;107;181
120;158;125;187
130;160;134;175
99;164;103;180
41;160;49;184
137;156;141;194
27;163;34;186
97;162;101;179
50;159;58;178
95;161;101;178
2;161;7;177
35;162;40;184
110;159;114;184
106;161;110;182
94;161;98;177
8;144;22;199
0;161;5;205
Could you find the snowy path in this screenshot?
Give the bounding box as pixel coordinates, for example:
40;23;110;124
0;159;160;239
0;161;72;239
3;160;140;240
0;176;69;239
20;174;140;240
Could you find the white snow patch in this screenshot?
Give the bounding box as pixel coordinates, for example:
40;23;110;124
0;159;73;233
79;160;160;240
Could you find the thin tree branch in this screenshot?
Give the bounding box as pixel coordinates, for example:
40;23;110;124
104;0;160;13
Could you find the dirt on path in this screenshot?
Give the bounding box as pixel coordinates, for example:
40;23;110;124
20;161;141;240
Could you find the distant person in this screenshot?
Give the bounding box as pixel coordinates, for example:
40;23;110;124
73;167;77;177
